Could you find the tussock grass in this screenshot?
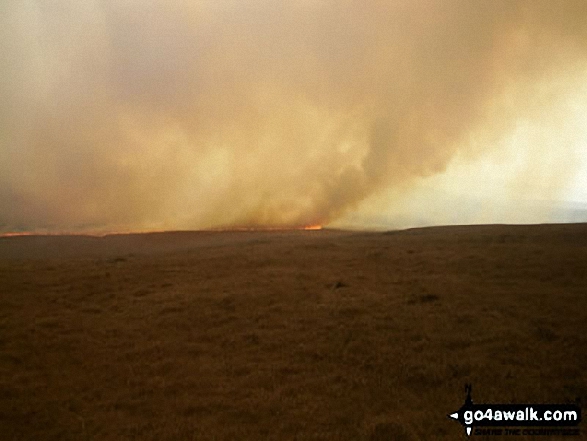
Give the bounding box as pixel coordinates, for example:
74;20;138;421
0;225;586;440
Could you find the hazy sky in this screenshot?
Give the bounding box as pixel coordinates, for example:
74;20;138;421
2;0;587;233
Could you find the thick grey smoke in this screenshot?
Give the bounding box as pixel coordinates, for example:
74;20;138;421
2;0;587;232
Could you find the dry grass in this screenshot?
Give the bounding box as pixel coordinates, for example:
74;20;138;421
0;225;586;440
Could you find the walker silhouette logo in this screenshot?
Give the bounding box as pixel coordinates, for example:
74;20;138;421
448;385;582;437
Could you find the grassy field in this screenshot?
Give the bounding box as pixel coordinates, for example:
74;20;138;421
0;224;586;440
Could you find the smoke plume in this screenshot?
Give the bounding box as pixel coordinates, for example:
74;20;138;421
2;0;587;232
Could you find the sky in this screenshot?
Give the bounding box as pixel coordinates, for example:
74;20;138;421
2;0;587;233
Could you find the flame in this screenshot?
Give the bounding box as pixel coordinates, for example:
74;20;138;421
303;225;322;230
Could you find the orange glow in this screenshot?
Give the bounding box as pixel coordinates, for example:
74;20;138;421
0;226;325;237
0;232;37;238
207;225;324;232
0;231;99;238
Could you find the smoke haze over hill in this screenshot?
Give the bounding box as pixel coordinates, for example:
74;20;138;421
2;0;587;233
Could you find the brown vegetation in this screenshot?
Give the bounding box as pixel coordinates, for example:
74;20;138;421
0;224;586;440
